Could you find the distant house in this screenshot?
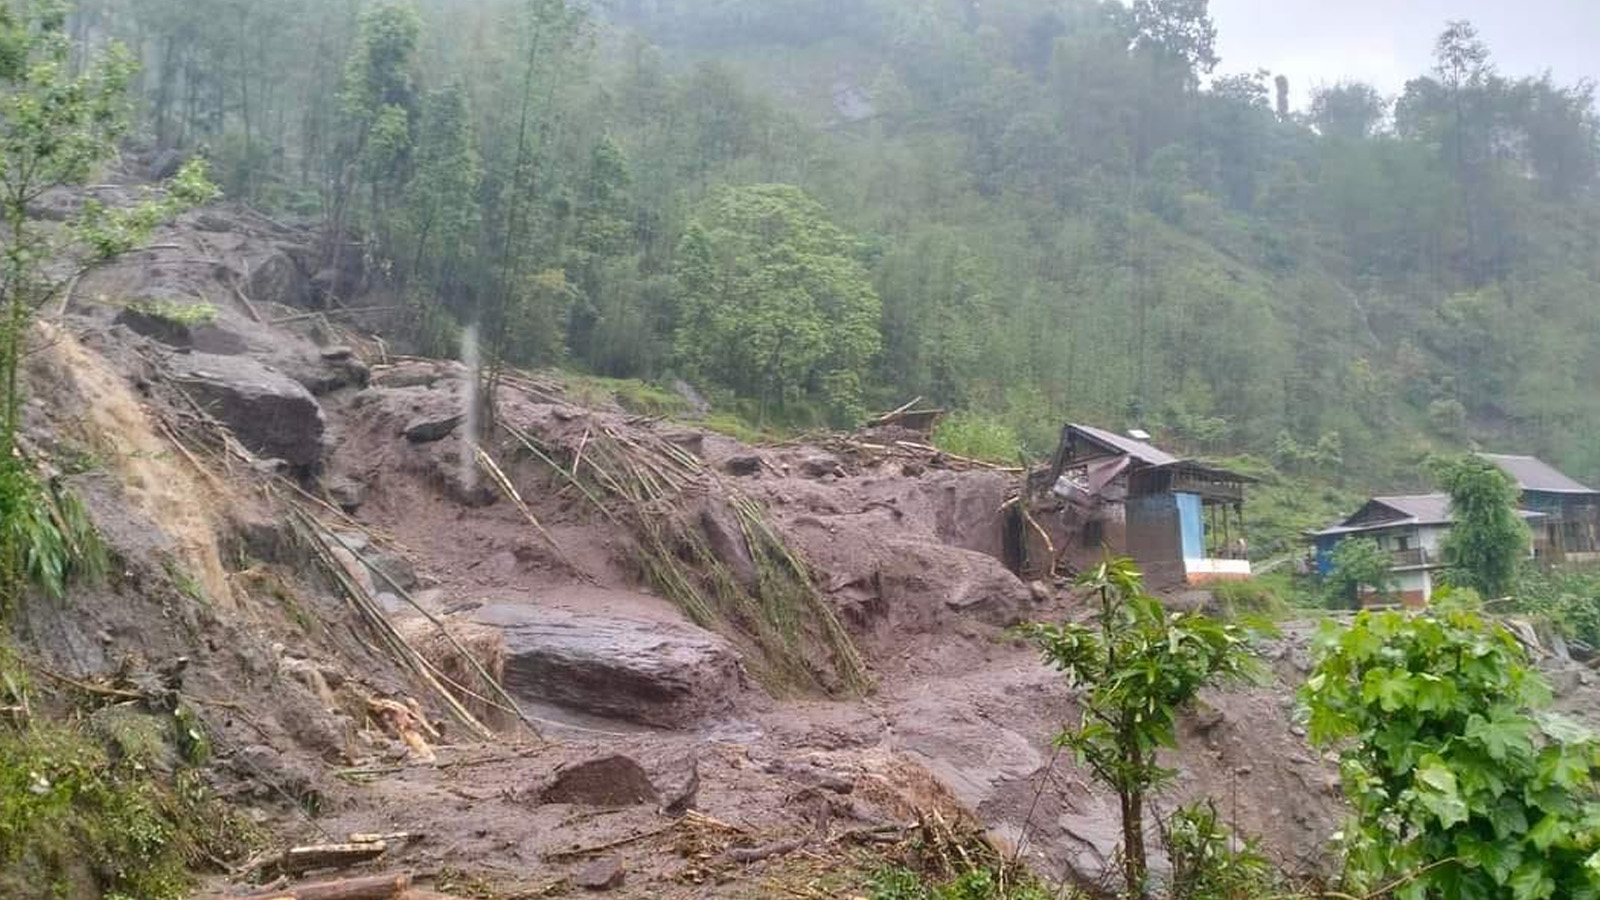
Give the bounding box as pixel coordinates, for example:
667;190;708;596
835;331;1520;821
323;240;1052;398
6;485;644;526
1029;424;1254;586
1478;454;1600;563
1312;493;1545;606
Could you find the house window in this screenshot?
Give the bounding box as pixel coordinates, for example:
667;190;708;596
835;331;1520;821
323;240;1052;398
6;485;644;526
1397;536;1409;551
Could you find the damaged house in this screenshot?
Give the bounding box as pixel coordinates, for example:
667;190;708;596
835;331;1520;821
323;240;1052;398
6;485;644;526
1019;424;1254;586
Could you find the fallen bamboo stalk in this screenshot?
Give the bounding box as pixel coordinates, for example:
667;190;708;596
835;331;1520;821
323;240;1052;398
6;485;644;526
501;422;618;525
293;513;496;742
221;871;411;900
542;821;678;861
277;842;388;876
315;519;544;743
272;306;400;326
473;447;570;565
722;838;808;864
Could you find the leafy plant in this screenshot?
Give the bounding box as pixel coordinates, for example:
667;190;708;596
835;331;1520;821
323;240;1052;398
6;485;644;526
1022;557;1258;898
867;866;1056;900
1325;537;1394;609
1513;568;1600;647
72;159;220;261
1302;608;1600;900
1163;800;1279;900
1;468;106;615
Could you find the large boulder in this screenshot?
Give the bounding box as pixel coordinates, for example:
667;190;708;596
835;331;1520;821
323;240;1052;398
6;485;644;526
470;604;743;727
247;248;312;309
170;352;326;467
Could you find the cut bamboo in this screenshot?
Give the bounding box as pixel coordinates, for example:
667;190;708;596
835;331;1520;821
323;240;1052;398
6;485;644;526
221;872;411;900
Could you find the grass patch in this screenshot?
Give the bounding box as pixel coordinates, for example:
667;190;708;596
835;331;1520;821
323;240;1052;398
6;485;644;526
932;412;1024;465
563;373;692;418
126;299;218;328
700;412;795;445
1;463;108;615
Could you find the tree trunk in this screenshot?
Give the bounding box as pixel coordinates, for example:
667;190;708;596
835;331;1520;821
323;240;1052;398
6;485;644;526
1122;784;1148;899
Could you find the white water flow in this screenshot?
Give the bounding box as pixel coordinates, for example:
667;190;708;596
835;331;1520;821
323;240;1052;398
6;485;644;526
461;323;481;492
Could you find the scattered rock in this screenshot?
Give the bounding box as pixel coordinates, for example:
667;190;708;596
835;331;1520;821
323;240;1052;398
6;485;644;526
169;352;326;467
149;148;186;180
800;454;844;478
724;454;762;476
472;604;743;727
326;475;368;512
574;856;625;891
538;755;660;807
655;755;700;816
404;412;464;443
193;212;235;233
1028;580;1051;603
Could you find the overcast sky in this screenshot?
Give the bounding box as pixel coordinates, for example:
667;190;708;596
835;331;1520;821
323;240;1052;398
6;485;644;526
1207;0;1600;108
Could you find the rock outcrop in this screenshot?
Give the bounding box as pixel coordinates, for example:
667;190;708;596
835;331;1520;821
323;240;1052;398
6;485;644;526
471;604;743;727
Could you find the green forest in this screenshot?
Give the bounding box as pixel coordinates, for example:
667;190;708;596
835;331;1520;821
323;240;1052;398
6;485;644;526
69;0;1600;487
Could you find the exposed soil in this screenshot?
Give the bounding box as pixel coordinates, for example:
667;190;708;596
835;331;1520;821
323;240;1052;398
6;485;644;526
22;194;1595;899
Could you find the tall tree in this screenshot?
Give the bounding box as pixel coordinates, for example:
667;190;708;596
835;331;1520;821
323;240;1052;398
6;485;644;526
674;184;881;426
1436;455;1529;598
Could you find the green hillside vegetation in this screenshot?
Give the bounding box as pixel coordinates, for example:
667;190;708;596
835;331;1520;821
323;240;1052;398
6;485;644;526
80;0;1600;494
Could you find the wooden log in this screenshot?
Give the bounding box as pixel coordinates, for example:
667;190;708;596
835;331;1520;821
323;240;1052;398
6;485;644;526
277;841;388;875
223;872;412;900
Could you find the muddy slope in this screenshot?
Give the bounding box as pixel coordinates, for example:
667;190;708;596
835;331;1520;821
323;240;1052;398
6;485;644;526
13;195;1373;897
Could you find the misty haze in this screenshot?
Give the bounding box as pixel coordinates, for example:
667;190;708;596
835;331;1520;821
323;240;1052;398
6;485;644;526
3;3;1600;900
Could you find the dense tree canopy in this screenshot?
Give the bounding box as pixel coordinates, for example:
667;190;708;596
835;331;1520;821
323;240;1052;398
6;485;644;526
70;0;1600;483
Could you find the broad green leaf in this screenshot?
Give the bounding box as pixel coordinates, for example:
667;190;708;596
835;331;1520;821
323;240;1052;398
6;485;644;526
1416;756;1469;828
1510;861;1555;900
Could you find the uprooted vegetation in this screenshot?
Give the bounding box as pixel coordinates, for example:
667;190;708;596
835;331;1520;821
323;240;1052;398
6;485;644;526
497;414;869;696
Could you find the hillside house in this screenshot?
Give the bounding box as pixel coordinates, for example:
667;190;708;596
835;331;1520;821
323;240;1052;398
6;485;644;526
1312;494;1545;606
1027;424;1254;586
1479;453;1600;563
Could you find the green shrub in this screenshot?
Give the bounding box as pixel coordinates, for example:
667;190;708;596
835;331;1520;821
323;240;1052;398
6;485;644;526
1513;568;1600;647
0;721;242;900
932;412;1022;465
1164;800;1280;900
1303;608;1600;899
1207;575;1293;618
0;464;107;615
868;866;1056;900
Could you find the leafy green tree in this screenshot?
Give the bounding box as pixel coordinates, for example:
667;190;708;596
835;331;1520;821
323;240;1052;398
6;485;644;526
673;184;881;426
1310;81;1387;140
1326;538;1394;608
1022;558;1257;898
400;83;481;289
0;0;135;608
327;0;421;272
1435;455;1529;598
1303;608;1600;900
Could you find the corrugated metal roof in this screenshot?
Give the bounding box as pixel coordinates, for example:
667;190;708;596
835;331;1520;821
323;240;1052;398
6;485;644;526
1068;423;1180;467
1478;453;1598;495
1372;494;1453;524
1310;493;1547;537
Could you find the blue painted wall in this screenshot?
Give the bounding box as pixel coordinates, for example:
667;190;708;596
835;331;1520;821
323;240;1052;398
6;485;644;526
1314;535;1339;575
1176;492;1203;560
